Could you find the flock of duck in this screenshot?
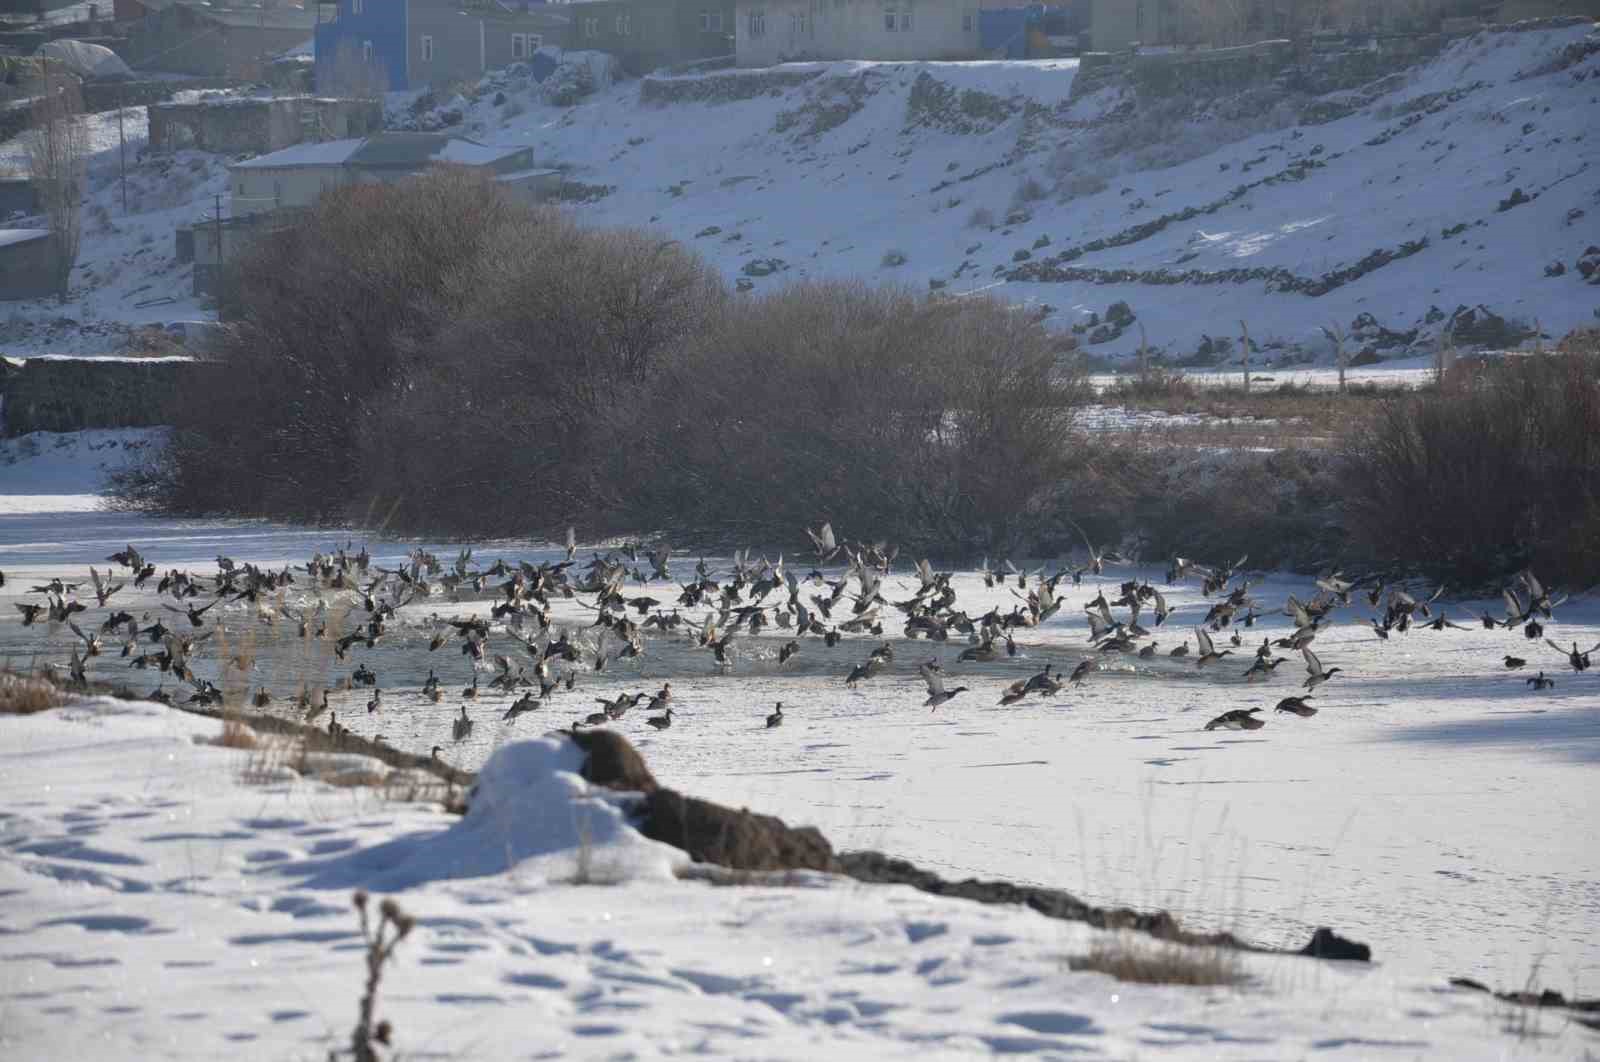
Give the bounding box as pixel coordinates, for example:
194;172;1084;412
2;522;1592;758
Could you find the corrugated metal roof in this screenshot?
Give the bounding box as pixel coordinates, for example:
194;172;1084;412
231;133;529;171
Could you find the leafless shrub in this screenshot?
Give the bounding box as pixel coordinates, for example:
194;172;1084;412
880;248;907;267
1070;934;1246;987
966;205;995;228
1342;352;1600;586
211;718;260;749
0;670;66;714
25;63;87;302
335;890;414;1062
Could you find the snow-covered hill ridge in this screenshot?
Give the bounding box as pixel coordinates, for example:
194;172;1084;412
445;18;1599;363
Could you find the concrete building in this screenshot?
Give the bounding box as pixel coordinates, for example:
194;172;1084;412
124;2;317;79
314;0;569;93
227;130;558;215
565;0;735;74
735;0;983;65
149;95;382;155
0;229;63;301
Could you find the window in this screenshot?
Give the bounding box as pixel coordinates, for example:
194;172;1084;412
351;0;362;13
899;9;911;29
614;13;630;34
362;39;373;62
420;33;433;61
512;32;533;58
583;16;599;37
747;8;765;36
884;8;895;30
791;9;807;32
699;9;722;31
961;10;973;31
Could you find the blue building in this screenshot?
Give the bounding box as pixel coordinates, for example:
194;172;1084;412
315;0;410;91
315;0;569;94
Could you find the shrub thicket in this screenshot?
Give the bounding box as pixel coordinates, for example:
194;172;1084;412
131;174;1086;555
1342;353;1600;587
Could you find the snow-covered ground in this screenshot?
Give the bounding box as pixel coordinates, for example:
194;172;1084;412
9;699;1585;1061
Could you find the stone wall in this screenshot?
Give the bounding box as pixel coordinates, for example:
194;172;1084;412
0;356;213;437
149;96;384;156
639;67;824;105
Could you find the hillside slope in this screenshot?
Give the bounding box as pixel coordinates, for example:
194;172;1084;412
459;19;1599;363
2;21;1595;364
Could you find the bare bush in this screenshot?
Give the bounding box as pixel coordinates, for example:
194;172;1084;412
1070;934;1246;987
1342;353;1600;586
966;205;995;228
615;282;1088;554
0;671;66;714
137;170;514;520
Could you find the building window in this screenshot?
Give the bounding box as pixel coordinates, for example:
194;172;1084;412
900;9;911;29
362;39;373;62
747;8;765;36
791;9;807;32
961;10;973;31
351;0;362;13
614;13;630;34
583;16;599;37
884;8;895;30
699;9;722;31
420;34;433;61
512;32;531;57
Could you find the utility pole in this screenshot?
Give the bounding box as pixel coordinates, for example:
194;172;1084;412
213;192;224;274
1239;319;1251;394
117;106;127;215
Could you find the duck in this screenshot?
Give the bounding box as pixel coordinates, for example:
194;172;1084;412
779;640;800;666
1137;641;1158;659
1068;659;1094;685
252;686;271;708
462;675;479;699
575;710;610;728
1274;696;1316;717
452;705;473;741
766;702;784;728
646;707;675;730
1204;707;1265;731
1242;657;1288;683
645;682;672;712
1301;646;1342;691
502;691;539;721
1546;639;1598;673
1194;629;1232;668
366;688;383;714
1503;655;1526;670
1526;671;1555;691
1168;641;1189;658
920;660;968;710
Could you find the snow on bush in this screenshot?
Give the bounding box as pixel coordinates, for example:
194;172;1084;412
301;735;686;891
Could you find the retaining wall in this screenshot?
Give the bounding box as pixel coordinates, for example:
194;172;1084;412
0;355;213;436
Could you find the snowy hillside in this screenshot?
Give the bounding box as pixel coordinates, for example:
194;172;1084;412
3;23;1597;361
465;21;1599;363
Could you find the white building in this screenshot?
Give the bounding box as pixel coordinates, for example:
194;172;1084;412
228;132;558;217
735;0;982;66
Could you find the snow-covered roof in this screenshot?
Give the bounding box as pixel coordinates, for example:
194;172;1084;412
232;134;528;171
0;228;49;249
230;138;363;168
495;168;562;183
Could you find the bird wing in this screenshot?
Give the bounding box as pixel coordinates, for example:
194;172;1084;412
919;662;945;696
1520;569;1545;601
1062;516;1097;562
1302;645;1323;675
1195;627;1215;655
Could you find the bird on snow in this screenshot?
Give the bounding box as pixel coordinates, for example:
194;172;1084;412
1274;696;1317;718
766;702;784;728
1204;707;1265;731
